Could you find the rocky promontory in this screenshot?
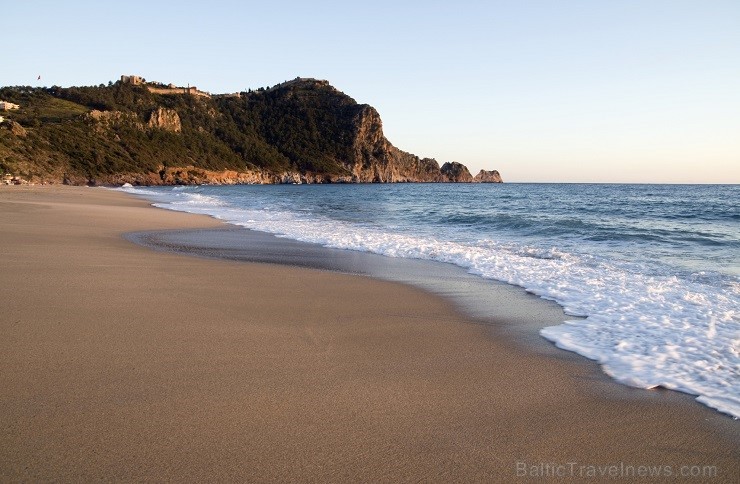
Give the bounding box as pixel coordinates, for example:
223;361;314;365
0;77;502;185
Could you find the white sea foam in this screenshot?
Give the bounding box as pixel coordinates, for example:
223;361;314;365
118;186;740;418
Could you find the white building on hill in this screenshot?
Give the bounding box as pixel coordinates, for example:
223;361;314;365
0;101;20;110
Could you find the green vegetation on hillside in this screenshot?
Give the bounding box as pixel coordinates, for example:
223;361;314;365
1;80;367;182
0;78;472;184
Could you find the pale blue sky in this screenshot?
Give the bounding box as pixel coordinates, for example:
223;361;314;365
3;0;739;182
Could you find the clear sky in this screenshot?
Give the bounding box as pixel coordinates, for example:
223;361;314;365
3;0;739;183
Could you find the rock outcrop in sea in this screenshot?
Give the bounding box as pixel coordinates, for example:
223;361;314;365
473;169;503;183
440;162;474;182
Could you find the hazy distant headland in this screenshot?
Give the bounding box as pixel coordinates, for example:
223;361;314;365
0;76;502;186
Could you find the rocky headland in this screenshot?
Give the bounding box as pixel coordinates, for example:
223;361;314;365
0;77;502;185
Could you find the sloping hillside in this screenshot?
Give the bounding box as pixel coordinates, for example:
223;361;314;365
0;78;501;185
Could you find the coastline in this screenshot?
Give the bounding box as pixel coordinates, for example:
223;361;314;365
1;185;737;481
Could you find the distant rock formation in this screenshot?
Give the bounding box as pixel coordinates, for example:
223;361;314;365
147;107;182;133
85;110;143;132
2;119;27;137
473;169;503;183
440;162;473;182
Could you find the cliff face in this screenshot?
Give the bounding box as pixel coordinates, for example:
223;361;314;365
348;104;445;182
0;78;502;185
147;107;181;132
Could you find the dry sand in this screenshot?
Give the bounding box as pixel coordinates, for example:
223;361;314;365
0;185;737;482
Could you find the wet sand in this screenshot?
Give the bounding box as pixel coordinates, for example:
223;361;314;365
0;185;737;481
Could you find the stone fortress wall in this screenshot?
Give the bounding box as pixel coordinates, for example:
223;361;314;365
121;75;211;98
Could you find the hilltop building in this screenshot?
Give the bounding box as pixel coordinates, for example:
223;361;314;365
120;75;144;85
0;101;20;110
120;74;211;98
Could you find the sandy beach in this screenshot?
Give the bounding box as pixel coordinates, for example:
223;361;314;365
1;185;737;482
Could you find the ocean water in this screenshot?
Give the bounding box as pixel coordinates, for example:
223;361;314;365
118;183;740;418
